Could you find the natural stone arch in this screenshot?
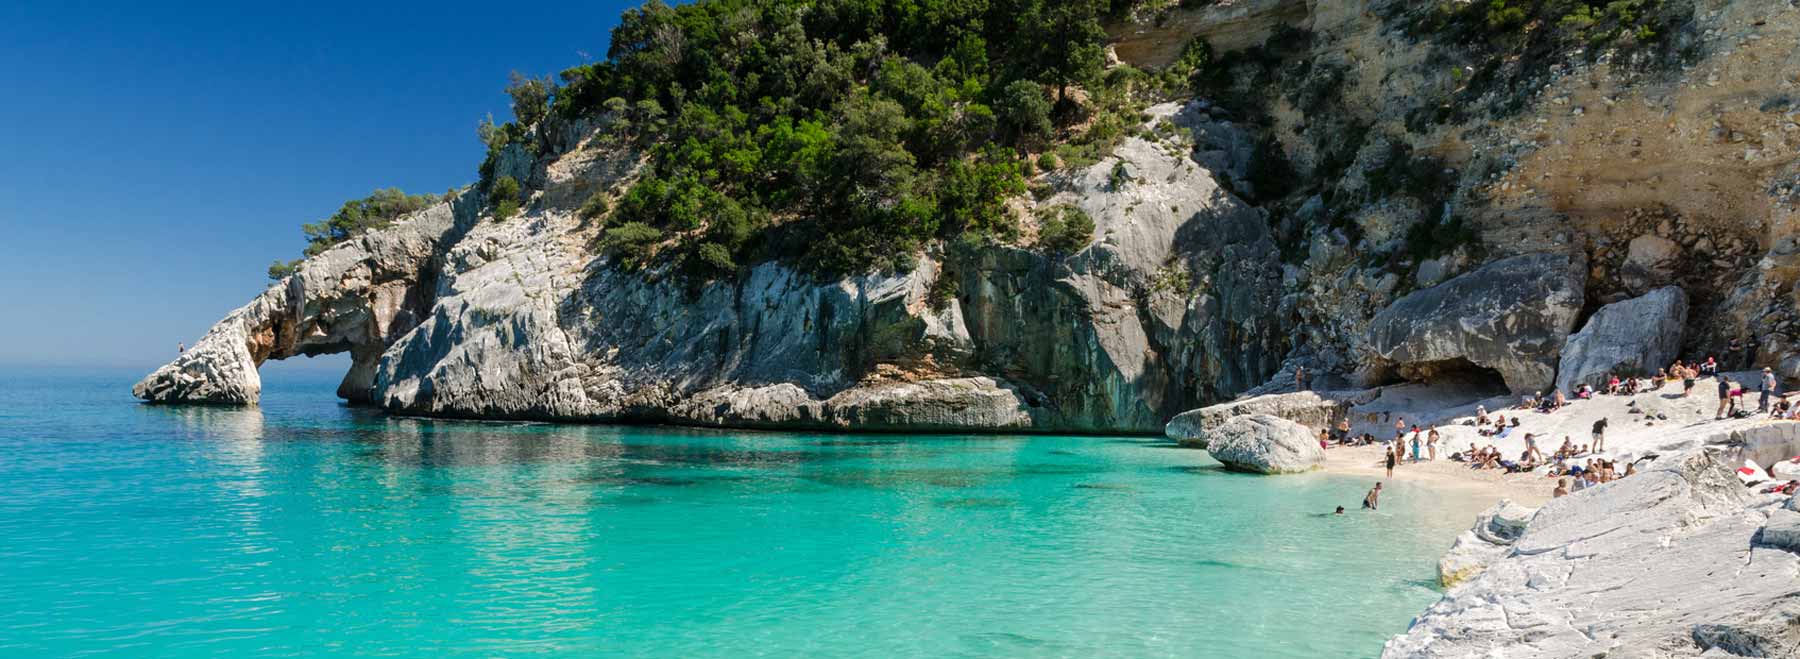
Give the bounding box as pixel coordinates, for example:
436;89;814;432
134;199;467;405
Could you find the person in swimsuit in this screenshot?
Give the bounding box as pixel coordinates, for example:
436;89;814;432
1384;444;1397;478
1362;482;1382;510
1409;430;1422;464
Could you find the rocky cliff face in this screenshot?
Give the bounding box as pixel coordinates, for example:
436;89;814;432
141;102;1284;432
139;0;1800;434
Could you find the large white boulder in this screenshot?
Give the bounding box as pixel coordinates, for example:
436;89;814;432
1555;286;1687;393
1163;390;1373;447
1364;252;1586;394
1195;414;1325;474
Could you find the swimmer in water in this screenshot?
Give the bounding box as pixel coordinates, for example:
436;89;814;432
1334;506;1345;515
1362;482;1382;510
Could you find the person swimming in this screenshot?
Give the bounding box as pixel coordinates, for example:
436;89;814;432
1334;506;1345;515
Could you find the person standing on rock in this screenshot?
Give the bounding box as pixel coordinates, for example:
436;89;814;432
1591;418;1608;455
1727;337;1745;370
1295;366;1308;392
1393;417;1406;442
1681;363;1697;397
1716;376;1733;419
1759;367;1778;413
177;342;185;354
1362;482;1382;511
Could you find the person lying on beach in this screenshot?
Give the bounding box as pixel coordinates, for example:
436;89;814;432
1518;394;1538;410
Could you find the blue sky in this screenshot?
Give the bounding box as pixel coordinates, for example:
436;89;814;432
0;0;639;371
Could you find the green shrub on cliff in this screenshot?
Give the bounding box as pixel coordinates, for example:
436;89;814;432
490;175;522;221
1037;205;1095;254
267;259;301;281
297;188;441;257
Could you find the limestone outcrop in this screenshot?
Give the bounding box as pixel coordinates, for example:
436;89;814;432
135;199;466;405
1385;449;1800;658
1363;253;1585;394
1436;500;1536;587
125;101;1282;432
1190;414;1323;473
1554;285;1689;393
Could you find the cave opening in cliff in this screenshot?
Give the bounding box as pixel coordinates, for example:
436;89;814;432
1391;358;1510;396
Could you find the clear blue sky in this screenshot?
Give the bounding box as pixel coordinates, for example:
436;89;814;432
0;0;639;371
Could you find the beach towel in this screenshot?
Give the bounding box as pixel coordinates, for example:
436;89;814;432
1738;459;1771;486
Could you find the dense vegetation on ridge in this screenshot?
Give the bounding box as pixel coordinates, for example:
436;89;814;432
484;0;1215;277
267;188;443;279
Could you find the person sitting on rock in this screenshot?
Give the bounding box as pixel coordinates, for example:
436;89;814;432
1651;369;1668;390
1700;356;1718;377
1553;478;1570;498
1474;405;1489;425
1518;394;1537;410
1622;376;1641;395
1577;383;1594;400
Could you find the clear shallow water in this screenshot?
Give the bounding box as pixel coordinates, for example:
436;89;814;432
0;367;1485;658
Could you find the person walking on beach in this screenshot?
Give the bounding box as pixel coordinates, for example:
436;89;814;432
1759;367;1778;413
1591;417;1608;455
1362;482;1382;510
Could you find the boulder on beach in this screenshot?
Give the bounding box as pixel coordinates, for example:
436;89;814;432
1193;414;1324;474
1363;252;1585;394
1163;390;1372;448
1554;286;1687;393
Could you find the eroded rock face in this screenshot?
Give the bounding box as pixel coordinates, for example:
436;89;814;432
1437;500;1537;587
1192;414;1324;473
1554;285;1689;393
362;101;1285;432
134;200;464;405
1363;252;1586;394
1386;449;1800;658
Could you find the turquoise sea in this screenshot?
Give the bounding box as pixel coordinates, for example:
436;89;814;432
0;367;1486;658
